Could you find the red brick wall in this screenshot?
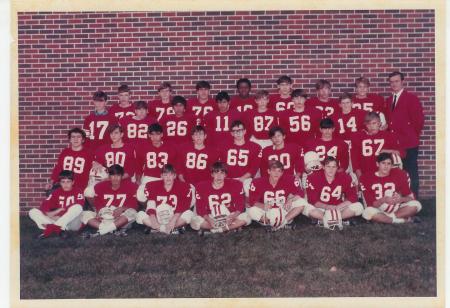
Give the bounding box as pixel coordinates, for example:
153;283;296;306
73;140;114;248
17;10;436;211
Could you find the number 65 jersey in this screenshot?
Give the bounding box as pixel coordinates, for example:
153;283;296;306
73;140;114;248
93;180;138;212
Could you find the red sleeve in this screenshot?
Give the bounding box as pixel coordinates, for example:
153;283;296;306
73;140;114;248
397;170;413;197
350;134;362;171
124;182;138;210
144;182;157;215
194;184;210;217
40;193;57;212
359;175;376;206
338;140;349;170
305;175;320;205
231;181;245;213
288;176;305;198
248;179;261;206
174;183;192;213
50;152;64;183
343;175;358;203
408;95;424;137
248;143;262;176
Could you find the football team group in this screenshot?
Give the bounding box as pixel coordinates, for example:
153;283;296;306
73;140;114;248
28;71;425;238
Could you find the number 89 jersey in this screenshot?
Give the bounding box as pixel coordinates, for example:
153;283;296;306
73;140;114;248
51;147;94;190
305;170;357;206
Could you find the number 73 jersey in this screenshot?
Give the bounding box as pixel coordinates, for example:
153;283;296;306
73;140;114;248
305;170;358;206
93;180;138;212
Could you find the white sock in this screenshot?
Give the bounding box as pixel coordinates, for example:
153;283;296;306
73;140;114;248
391;216;405;224
99;221;117;235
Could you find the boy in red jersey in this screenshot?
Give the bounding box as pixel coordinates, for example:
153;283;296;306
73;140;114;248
218;120;261;195
260;126;303;177
177;125;219;185
159;95;197;145
352;77;387;129
46;128;93;193
247;160;307;231
136;123;178;203
269;75;294;111
187;80;216;123
81;164;138;237
109;84;136;119
29;170;84;238
360;153;422;224
191;162;251;234
203;91;241;147
242;90;279;149
351;112;403;179
136;164;194;234
230;78;256;112
304;118;349;172
83;90;118;151
148;82;175;121
305;79;340;117
304;157;363;229
119;101;157;148
278;89;323;147
331;92;367;144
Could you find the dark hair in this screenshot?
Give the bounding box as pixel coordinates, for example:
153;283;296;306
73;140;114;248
230;120;245;130
268;159;284;170
269;126;285;138
196;80;211;90
291;89;308;99
211;161;228;174
323;156;338;166
118;84;130;93
108;124;123;134
388;71;405;81
315;79;331;90
377;152;393;163
58;170;74;181
355;77;370;87
161;164;176;174
191;125;206;135
108;164;125;176
255;90;269;100
215;91;230;102
171;95;187;107
92;91;108;102
339;92;353;101
236;78;251;88
148;123;163;134
68;127;86;140
158;82;172;92
276;75;292;85
135;100;148;110
320;118;335;129
364;111;380;123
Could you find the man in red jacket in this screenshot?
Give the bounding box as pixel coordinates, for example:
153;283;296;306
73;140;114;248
386;71;424;198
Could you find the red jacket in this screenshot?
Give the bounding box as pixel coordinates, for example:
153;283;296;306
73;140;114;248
386;89;424;149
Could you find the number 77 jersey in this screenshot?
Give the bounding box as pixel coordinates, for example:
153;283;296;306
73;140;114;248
350;130;403;174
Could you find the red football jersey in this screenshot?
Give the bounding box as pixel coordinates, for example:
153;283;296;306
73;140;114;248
260;143;303;176
195;179;245;217
177;144;220;185
93;180;138;211
242;109;279;140
83;112;118;151
352;93;387;114
50;147;94;190
148;99;175;121
306;170;357;206
268;94;294;112
94;143;136;177
143;179;192;215
230;96;256;113
331;109;367;142
305;97;340;118
108;103;135;119
278;107;323;146
248;174;304;206
135;142;178;178
359;168;412;207
40;187;85;213
159;113;197;145
119;115;157;148
186;97;217;124
351;130;402;174
203;109;241;147
218;141;262;178
305;137;349;171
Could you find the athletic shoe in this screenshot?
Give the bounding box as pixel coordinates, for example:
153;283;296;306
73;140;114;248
113;229;128;237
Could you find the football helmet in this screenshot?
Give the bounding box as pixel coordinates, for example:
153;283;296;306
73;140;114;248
88;166;108;185
323;208;343;230
98;206;116;221
304;151;322;174
211;204;231;229
391;153;403;169
379;189;400;214
156;203;175;225
266;207;287;230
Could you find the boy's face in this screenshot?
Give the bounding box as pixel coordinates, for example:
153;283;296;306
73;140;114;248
317;86;331;100
256;96;269;109
109;174;122;187
292;95;306;109
173;103;185;116
69;132;84;148
197;87;210;101
340;98;353;113
324;161;338;178
118;92;130;105
159;88;171;101
149;131;163;143
217;99;230;113
365;118;381;134
110;128;123;143
212;169;227;183
278;82;292;96
135;107;148;119
268;167;283;182
271;131;285;147
377;159;393;176
320;127;334;139
60;178;74;191
192;130;206;145
356;82;369;97
93;99;106;112
161;171;177;186
237;82;251;97
231;125;246;141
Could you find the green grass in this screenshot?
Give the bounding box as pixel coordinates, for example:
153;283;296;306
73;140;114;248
20;198;436;299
